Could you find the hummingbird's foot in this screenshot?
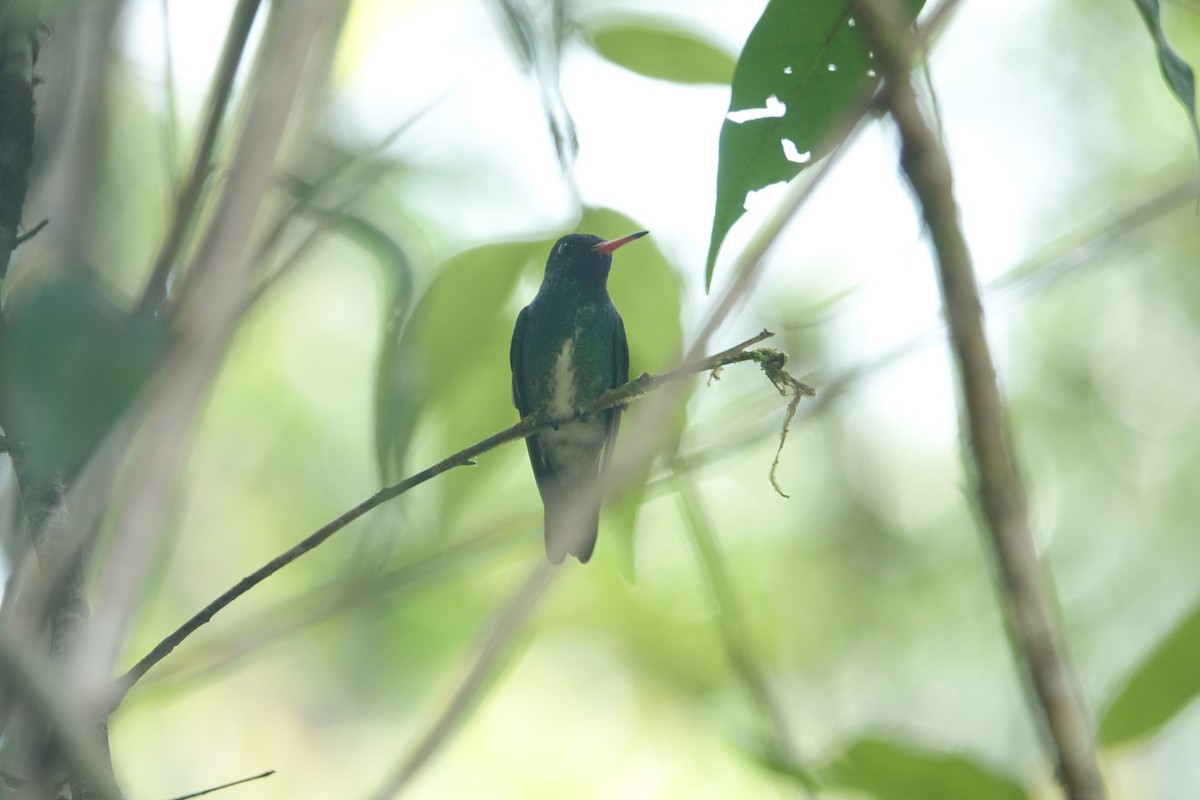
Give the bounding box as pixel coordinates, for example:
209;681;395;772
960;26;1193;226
531;411;560;431
573;409;590;423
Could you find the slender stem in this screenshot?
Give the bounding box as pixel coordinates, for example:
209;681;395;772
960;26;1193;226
138;0;264;313
239;89;456;316
97;0;346;712
368;562;556;799
0;9;38;281
164;769;275;800
671;462;815;797
0;628;122;800
853;2;1106;797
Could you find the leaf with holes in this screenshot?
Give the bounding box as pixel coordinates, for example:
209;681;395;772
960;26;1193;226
705;0;924;288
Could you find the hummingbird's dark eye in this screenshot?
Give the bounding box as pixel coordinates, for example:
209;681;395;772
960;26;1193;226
558;241;571;256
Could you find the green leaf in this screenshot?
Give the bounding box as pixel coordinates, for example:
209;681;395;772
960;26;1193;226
819;737;1029;800
1100;602;1200;745
374;241;536;483
587;22;735;86
705;0;923;288
1131;0;1200;164
0;277;168;491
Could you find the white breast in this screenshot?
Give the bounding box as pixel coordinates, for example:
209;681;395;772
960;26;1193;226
548;337;576;419
543;334;607;462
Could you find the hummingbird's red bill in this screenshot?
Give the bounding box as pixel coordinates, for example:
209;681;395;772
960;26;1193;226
592;230;649;255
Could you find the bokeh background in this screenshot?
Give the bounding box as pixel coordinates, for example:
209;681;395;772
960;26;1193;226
3;0;1199;797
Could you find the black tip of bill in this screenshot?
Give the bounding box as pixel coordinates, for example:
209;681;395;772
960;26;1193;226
592;230;649;255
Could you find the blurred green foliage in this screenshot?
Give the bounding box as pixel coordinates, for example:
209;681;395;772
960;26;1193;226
2;1;1198;799
375;239;534;486
0;276;167;491
1101;602;1200;745
585;20;736;86
1131;0;1200;163
815;736;1029;800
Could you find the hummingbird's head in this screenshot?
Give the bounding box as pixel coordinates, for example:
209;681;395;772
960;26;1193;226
543;231;648;290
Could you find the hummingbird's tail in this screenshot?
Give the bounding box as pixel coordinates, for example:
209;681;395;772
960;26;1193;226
542;489;600;565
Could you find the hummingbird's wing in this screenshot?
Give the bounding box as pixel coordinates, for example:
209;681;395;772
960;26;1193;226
600;313;629;476
510;305;554;485
510;305;530;415
613;312;630;388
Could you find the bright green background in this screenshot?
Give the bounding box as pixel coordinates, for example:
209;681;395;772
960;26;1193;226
5;0;1199;798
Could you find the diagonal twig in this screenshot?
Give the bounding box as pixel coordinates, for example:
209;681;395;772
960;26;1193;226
164;769;275;800
111;330;797;709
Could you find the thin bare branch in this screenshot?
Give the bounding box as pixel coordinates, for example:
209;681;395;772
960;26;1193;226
126;530;518;696
111;332;795;707
853;1;1106;797
13;217;48;247
164;769;275;800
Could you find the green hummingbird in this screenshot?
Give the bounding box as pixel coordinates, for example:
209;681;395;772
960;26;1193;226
510;231;648;564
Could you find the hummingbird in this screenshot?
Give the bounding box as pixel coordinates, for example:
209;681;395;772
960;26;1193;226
510;230;648;564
